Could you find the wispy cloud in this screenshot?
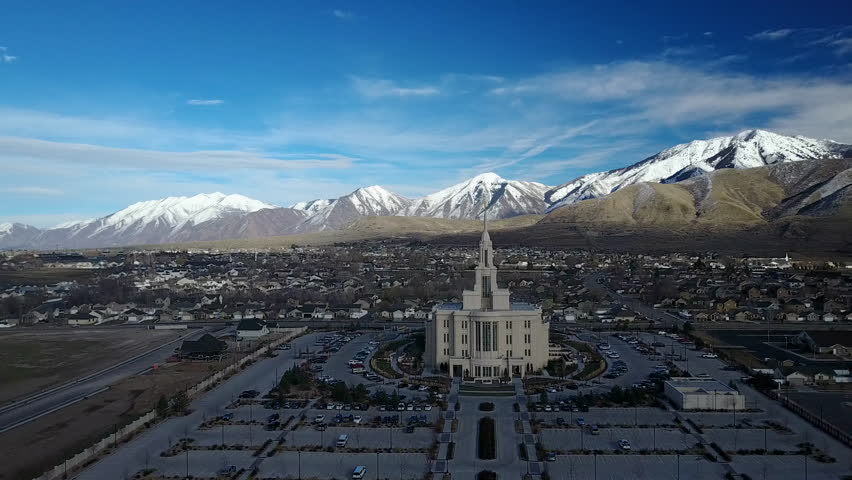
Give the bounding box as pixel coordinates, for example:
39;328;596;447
187;99;224;106
487;60;852;142
0;186;64;196
0;46;17;63
0;137;356;171
748;28;795;41
350;76;440;98
747;26;852;56
661;34;688;43
332;9;355;20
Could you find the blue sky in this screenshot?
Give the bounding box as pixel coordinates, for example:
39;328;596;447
1;1;852;227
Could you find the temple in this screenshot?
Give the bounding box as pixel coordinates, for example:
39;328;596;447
424;199;550;378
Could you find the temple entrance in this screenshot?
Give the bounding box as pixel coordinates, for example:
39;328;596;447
452;365;463;377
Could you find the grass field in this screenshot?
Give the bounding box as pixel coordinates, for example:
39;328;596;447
0;328;181;404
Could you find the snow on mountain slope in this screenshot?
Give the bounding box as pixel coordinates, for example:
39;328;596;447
33;193;279;248
0;222;42;249
291;199;334;216
545;129;852;211
299;186;411;231
401;172;551;220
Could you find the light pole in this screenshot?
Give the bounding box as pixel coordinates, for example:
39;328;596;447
298;450;301;480
676;453;680;480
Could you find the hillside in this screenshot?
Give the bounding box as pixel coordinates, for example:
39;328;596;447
541;158;852;228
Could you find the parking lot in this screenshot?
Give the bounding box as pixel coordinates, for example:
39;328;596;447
75;330;444;480
547;454;727;480
259;451;429;480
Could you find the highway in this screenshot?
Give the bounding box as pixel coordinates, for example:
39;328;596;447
583;272;686;330
0;326;221;433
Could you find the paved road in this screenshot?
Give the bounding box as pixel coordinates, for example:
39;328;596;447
583;273;684;330
74;331;324;479
0;326;221;433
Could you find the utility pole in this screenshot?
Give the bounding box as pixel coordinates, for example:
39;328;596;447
593;453;597;480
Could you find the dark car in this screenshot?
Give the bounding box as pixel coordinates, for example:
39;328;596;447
546;451;557;462
217;465;237;475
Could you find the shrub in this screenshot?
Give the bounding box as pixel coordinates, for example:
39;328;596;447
477;471;497;480
478;418;496;459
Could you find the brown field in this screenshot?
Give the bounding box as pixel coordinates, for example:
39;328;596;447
692;330;767;369
0;328;182;404
0;268;97;287
0;360;226;480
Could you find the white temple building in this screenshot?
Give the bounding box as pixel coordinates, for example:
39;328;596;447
424;206;549;379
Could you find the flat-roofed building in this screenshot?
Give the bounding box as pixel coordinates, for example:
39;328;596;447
664;377;746;411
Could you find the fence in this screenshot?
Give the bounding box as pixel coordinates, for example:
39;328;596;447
33;327;306;480
771;391;852;448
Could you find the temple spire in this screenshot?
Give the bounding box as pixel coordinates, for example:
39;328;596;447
483;191;489;233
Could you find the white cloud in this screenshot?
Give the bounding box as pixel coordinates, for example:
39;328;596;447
703;32;714;37
748;29;795;41
0;137;356;171
486;60;852;142
332;9;355;20
350;76;440;98
0;186;64;196
0;46;17;63
187;99;224;105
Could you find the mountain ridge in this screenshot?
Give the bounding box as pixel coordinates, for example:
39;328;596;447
3;129;850;250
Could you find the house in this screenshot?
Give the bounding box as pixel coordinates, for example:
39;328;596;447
67;312;99;326
790;331;851;357
237;318;269;339
612;308;636;323
179;333;227;359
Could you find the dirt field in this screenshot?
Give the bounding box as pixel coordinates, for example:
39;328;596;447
0;268;97;287
0;328;181;404
0;359;227;480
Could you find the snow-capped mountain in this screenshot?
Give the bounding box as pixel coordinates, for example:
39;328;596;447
545;129;852;211
34;193;279;248
298;186;412;231
401;172;551;220
0;222;42;249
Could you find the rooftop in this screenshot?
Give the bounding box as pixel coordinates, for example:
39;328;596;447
665;377;738;394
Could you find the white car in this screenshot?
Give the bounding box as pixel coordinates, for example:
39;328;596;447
353;415;362;424
314;415;325;424
701;353;718;359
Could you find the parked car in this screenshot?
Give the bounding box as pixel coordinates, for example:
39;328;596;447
618;439;631;450
352;466;367;479
546;451;557;462
217;465;237;475
701;353;718;359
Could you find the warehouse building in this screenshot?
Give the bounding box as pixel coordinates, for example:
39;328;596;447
664;377;746;411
